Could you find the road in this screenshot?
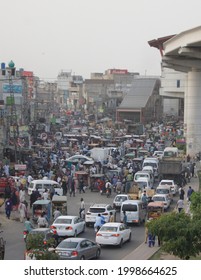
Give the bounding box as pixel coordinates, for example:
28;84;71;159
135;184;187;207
0;185;178;260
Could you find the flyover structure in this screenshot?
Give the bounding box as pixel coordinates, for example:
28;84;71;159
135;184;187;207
151;26;201;156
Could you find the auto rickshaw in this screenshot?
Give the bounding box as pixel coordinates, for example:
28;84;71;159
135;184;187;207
32;199;52;224
75;171;90;190
89;174;105;192
147;201;164;220
52;195;67;216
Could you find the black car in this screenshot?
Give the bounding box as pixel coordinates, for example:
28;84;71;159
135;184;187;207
0;231;6;260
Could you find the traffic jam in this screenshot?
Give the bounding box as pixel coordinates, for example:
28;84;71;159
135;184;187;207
0;118;191;260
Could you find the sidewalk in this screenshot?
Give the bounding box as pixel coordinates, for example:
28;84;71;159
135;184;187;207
123;175;199;260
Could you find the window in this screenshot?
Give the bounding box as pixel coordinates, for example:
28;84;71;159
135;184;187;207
177;80;180;88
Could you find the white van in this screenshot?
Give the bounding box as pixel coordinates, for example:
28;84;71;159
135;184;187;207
134;170;154;185
156;185;172;201
142;157;159;178
120;200;147;225
28;179;63;196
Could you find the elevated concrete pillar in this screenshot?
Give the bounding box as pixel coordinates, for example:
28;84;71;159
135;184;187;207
186;70;201;156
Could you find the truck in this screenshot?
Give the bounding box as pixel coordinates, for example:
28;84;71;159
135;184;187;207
158;156;184;183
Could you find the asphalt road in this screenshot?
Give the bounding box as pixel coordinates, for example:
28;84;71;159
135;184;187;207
0;185;178;260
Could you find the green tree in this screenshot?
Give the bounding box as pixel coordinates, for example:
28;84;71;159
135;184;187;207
26;233;59;260
147;211;201;259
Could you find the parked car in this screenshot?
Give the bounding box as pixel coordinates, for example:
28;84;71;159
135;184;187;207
55;237;101;260
85;203;116;227
152;194;171;210
96;222;131;247
158;179;178;195
51;215;85;237
113;194;131;211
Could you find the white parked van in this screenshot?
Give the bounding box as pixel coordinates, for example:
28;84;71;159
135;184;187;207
28;179;63;196
120;200;147;225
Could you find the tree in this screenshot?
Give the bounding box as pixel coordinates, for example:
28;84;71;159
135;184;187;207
147;211;201;259
26;233;59;260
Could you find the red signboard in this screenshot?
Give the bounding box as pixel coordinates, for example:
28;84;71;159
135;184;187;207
109;69;128;74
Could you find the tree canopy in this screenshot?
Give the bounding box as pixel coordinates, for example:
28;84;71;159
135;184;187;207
147;192;201;260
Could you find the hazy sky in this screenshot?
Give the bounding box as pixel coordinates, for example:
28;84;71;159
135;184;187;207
1;0;201;81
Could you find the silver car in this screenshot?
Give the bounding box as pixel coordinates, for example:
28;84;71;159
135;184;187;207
55;238;101;260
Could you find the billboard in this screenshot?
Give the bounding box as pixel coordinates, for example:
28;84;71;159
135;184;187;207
3;84;22;94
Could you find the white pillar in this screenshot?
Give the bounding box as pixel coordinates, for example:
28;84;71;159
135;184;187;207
186;70;201;156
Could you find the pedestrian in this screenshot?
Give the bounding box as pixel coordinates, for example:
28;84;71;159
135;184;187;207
4;183;11;199
18;201;27;223
53;207;61;220
30;190;37;208
141;190;148;208
177;198;184;213
69;178;75;197
179;186;185;200
5;197;13;219
122;211;128;226
19;186;26;203
42;188;49;200
79;198;85;218
109;211;115;222
61;177;67;195
148;232;155;247
79;177;85;194
24;217;34;233
94;214;102;232
187;186;194;201
37;212;48;228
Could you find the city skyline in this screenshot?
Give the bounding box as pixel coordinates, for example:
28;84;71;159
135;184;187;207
1;0;201;80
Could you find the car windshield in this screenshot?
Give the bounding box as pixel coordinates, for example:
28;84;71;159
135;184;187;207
122;204;137;212
157;189;169;194
89;207;105;213
153;197;165;202
54;218;72;224
115;196;127;202
100;226;118;232
135;174;148;179
57;241;78;249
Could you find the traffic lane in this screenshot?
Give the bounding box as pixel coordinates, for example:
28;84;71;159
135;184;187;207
0;214;25;260
66;190;145;260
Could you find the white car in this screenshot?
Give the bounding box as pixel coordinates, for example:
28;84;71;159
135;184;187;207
66;155;93;163
153;151;164;159
159;179;178;195
96;222;132;247
152;194;171;210
85;204;116;227
113;194;131;211
51;215;85;237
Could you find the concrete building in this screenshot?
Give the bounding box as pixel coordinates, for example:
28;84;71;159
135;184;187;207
116;77;162;123
148;36;185;119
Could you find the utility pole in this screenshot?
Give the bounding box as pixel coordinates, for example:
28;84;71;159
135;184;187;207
7;60;19;162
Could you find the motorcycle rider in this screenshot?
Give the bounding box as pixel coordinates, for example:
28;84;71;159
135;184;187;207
105;180;112;197
24;217;34;233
